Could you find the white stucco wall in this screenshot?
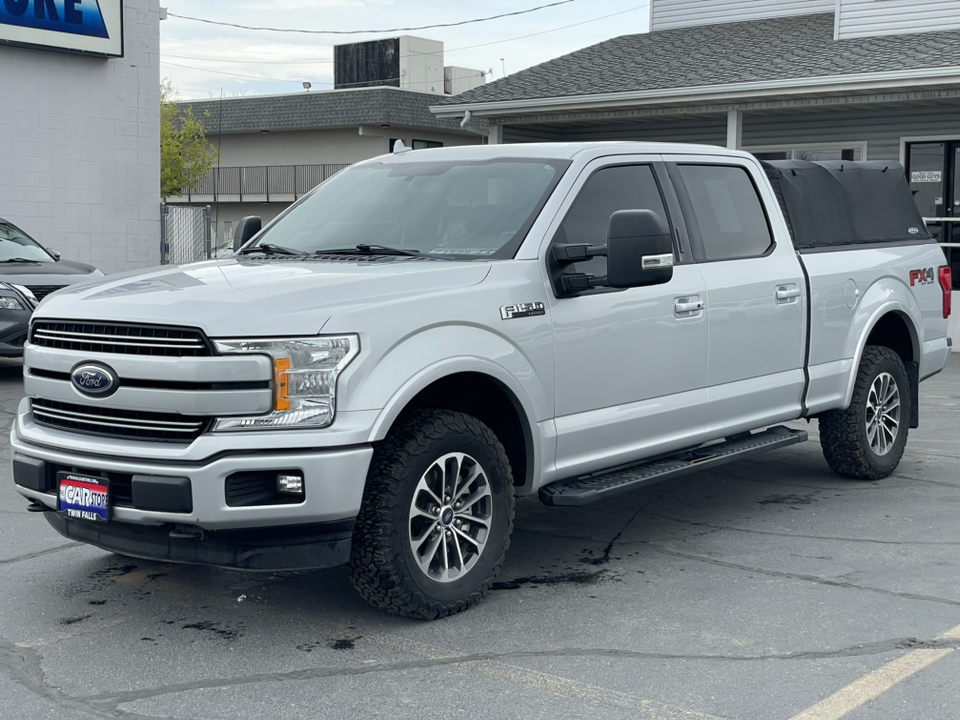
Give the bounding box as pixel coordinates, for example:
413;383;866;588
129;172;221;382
0;0;161;274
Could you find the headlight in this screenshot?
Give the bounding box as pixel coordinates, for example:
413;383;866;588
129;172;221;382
213;335;359;431
9;285;37;304
0;295;26;311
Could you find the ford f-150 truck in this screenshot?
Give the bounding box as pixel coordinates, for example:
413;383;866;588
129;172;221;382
12;142;951;619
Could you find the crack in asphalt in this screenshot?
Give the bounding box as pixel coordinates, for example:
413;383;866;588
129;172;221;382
644;544;960;608
0;636;941;713
646;513;960;546
0;636;178;720
0;543;82;566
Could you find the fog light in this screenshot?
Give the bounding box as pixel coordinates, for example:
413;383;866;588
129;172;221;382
277;473;304;494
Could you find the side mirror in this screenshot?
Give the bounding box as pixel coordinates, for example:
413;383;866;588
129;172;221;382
233;216;262;250
47;248;61;261
606;210;674;288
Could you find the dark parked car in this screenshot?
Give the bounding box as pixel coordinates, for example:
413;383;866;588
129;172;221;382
0;218;103;356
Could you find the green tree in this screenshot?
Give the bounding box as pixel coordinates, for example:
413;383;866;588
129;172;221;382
160;79;218;201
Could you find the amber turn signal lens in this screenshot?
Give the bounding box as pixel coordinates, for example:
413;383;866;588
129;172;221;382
274;357;291;411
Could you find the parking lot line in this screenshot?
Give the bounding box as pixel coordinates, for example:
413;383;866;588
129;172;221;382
788;623;960;720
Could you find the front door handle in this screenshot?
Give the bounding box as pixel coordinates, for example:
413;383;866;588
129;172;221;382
776;285;802;303
675;296;704;316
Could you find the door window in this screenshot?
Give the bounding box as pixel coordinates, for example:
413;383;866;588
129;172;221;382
906;142;947;219
676;165;772;262
906;140;960;288
553;164;670;277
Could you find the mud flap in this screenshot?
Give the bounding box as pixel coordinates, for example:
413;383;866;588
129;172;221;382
907;361;920;429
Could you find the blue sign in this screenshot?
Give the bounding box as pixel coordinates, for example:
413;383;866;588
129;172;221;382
0;0;108;39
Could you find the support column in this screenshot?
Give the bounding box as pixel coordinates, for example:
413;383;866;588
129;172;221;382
487;125;503;145
726;109;742;150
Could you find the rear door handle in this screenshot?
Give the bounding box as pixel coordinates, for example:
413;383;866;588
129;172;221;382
675;296;704;316
776;285;802;303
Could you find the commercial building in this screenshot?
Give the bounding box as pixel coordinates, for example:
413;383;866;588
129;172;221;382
169;37;487;234
0;0;161;273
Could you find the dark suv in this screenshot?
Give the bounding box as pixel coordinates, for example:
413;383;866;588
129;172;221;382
0;218;102;357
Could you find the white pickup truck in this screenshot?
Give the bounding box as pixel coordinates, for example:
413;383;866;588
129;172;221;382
11;142;952;619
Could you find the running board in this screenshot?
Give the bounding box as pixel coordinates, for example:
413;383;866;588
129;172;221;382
539;426;807;507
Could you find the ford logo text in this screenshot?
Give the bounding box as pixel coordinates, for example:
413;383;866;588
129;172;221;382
70;364;118;397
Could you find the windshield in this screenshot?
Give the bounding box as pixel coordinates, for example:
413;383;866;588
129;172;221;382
0;222;53;263
255;158;570;259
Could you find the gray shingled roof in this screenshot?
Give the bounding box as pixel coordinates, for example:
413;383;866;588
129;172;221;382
178;86;473;133
435;13;960;107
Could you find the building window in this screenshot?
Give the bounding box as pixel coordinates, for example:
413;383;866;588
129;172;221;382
748;145;864;162
412;139;443;150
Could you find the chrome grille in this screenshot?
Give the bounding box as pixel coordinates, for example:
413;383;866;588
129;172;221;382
31;398;208;442
30;321;211;357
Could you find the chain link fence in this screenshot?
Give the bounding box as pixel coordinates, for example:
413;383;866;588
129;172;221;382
160;205;212;264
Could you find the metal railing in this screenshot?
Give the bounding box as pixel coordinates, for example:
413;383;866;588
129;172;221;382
177;164;350;202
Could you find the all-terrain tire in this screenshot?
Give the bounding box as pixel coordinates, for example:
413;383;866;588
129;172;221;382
349;409;515;619
819;346;909;480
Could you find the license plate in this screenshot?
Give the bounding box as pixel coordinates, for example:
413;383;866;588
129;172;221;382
58;472;110;522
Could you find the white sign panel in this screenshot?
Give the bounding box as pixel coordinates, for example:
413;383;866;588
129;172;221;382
911;171;943;183
0;0;123;57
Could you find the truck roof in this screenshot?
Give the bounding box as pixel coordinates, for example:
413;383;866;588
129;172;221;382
365;141;755;165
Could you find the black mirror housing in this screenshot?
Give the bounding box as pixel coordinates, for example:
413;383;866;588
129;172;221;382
234;216;262;249
606;210;674;288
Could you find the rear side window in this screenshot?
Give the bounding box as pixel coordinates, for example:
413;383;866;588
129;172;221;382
554;164;669;277
677;165;772;261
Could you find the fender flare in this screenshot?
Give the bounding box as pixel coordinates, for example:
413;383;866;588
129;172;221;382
365;356;542;491
843;300;920;409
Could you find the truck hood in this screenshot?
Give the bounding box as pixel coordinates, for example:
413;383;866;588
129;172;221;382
34;257;491;337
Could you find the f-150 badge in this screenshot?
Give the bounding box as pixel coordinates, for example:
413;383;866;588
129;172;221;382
500;302;546;320
909;268;934;286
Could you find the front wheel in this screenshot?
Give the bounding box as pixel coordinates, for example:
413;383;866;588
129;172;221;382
819;346;909;480
349;410;515;619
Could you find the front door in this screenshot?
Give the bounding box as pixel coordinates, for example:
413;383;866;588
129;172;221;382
906;141;960;286
548;159;708;480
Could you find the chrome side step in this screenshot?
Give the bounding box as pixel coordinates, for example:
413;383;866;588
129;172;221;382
539;426;807;507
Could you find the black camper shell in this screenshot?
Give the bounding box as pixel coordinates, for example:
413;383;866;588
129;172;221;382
762;160;932;251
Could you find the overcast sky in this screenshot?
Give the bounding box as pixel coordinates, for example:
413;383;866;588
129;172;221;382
159;0;651;100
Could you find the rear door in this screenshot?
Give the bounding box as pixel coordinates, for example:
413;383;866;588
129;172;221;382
664;155;806;438
546;157;708;479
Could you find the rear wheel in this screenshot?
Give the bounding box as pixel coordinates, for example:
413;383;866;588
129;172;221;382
349;410;515;619
819;346;909;480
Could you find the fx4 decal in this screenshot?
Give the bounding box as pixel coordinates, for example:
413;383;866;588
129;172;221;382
909;268;935;286
500;302;545;320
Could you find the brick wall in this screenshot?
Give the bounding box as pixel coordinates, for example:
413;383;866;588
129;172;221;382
0;0;161;274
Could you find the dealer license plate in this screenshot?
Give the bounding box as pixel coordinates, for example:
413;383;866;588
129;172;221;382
58;472;110;522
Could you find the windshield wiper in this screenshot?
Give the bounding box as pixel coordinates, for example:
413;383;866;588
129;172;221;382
0;258;40;263
317;244;421;257
237;243;303;256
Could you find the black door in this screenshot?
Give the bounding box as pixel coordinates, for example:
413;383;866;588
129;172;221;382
906;141;960;287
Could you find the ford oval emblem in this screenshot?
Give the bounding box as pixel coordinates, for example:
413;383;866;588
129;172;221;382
71;363;118;397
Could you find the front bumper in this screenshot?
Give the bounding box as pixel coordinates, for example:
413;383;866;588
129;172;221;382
12;419;374;569
43;512;355;571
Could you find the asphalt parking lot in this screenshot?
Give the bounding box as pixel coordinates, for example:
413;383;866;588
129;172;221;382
1;356;959;720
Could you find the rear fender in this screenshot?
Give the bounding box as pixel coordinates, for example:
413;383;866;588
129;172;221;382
842;279;921;409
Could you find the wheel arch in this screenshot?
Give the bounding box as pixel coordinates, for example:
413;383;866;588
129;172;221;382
844;305;920;410
369;362;538;494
